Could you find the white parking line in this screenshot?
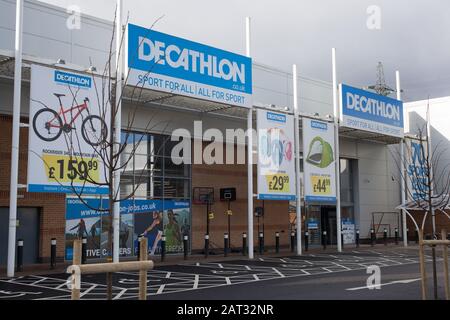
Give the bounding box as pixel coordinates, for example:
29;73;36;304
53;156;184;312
272;268;286;278
193;275;199;289
157;285;166;294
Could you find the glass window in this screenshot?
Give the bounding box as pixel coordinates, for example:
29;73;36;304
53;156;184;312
120;131;191;201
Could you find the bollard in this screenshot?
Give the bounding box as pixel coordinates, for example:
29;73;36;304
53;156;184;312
371;229;376;246
275;232;280;254
81;237;87;264
341;230;345;250
17;239;24;272
259;232;264;255
356;230;360;248
322;231;327;250
183;235;189;260
383;229;388;246
137;235;142;261
242;233;247;256
290;232;295;252
415;230;419;244
50;238;57;269
406;228;410;243
205;234;210;259
161;235;166;262
224;233;229;257
395;228;399;245
304;231;309;252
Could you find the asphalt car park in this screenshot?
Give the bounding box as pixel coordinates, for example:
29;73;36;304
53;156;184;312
0;248;443;300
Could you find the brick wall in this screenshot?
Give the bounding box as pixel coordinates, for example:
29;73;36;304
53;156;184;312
191;141;293;251
0;115;66;261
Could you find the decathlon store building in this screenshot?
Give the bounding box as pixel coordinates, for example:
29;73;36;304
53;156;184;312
0;0;405;267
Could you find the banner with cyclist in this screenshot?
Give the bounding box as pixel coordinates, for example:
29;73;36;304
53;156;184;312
257;110;296;201
27;65;110;194
65;197;190;260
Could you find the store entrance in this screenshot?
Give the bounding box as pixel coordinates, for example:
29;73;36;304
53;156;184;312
321;206;337;246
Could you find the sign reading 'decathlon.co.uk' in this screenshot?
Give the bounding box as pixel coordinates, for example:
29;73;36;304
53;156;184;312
127;24;252;108
27;65;110;195
340;84;404;138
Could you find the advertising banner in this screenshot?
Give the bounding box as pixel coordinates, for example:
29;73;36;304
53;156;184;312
257;110;296;201
341;218;355;244
65;198;190;260
303;119;337;203
340;84;404;138
126;24;252;108
405;138;429;202
28;65;110;194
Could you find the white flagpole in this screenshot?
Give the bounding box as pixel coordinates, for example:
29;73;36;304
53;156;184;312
7;0;24;278
332;48;342;252
113;0;123;263
396;71;408;247
293;64;302;255
246;16;254;260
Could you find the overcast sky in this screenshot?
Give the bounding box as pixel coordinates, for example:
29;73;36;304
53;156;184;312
39;0;450;102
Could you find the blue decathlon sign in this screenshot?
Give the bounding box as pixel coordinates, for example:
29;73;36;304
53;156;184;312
340;84;404;138
127;23;252;108
54;70;92;88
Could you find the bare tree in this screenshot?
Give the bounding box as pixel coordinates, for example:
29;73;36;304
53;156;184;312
31;8;176;299
390;121;450;300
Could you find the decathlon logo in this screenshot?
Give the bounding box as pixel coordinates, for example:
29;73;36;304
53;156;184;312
341;84;404;128
128;24;252;94
54;70;92;88
311;120;327;131
267;112;286;123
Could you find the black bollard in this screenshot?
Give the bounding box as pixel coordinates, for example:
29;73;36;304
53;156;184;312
224;233;229;257
323;231;328;250
137;235;142;261
275;232;280;254
383;229;388;246
205;234;210;259
341;230;344;250
81;237;87;264
17;239;24;272
242;233;247;256
356;230;360;248
161;235;166;262
371;229;376;246
50;238;57;269
290;232;295;252
395;228;399;245
259;233;264;255
304;231;309;252
183;235;189;260
415;230;419;244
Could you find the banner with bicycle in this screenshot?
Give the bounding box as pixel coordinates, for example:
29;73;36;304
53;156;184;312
27;65;110;194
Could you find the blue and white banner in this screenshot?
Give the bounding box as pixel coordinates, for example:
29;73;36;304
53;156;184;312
257;110;296;201
340;84;404;138
126;24;252;108
28;65;110;195
303;118;337;204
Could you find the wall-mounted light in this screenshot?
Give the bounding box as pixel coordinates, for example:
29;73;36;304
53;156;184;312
55;58;66;65
87;66;97;72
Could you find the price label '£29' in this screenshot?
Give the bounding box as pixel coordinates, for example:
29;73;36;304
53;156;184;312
266;174;290;193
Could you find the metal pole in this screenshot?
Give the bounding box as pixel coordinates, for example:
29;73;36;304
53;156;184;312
246;16;254;260
113;0;123;263
224;233;229;257
332;48;342;252
293;64;303;256
7;0;24;278
396;71;408;248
